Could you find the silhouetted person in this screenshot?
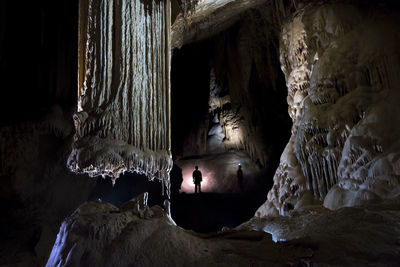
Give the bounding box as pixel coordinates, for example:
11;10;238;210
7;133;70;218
170;164;183;199
192;166;202;193
237;164;244;193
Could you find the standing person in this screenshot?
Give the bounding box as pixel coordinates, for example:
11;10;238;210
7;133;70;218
237;164;244;193
192;166;202;193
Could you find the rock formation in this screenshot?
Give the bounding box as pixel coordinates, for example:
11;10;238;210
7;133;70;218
65;0;400;216
0;106;96;265
46;193;400;266
256;0;400;216
68;0;173;189
2;0;400;265
208;7;291;167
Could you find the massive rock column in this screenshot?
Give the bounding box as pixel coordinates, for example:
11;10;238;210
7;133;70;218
68;0;173;191
257;2;400;216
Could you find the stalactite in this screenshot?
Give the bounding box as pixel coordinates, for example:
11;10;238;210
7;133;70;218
68;0;173;192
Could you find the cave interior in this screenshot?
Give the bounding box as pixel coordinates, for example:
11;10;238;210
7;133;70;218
1;0;400;266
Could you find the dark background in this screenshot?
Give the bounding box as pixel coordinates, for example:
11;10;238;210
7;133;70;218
0;0;78;125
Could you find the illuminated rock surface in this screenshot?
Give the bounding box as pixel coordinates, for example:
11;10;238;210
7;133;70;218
47;197;400;266
68;0;173;188
171;0;269;49
256;1;400;216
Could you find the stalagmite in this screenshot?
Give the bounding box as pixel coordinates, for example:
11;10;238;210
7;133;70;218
67;0;173;191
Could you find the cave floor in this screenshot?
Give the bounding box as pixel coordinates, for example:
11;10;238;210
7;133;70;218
46;197;400;266
171;191;267;233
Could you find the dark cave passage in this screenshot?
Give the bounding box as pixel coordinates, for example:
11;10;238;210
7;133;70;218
166;21;292;232
171;40;212;158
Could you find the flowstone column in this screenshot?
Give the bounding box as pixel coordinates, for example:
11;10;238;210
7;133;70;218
68;0;173;192
257;2;400;216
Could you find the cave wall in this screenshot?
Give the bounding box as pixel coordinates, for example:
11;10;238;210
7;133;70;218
257;1;400;216
0;0;78;125
171;5;292;172
0;110;96;265
0;1;97;265
210;8;291;167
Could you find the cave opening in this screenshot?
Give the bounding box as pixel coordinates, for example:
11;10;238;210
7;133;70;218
168;19;292;232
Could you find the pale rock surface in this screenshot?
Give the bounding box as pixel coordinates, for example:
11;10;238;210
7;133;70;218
47;196;400;266
46;196;288;267
242;198;400;266
171;0;268;48
68;0;173;189
257;1;400;215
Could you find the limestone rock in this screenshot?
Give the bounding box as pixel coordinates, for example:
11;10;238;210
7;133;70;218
47;197;400;266
258;1;400;215
68;0;173;189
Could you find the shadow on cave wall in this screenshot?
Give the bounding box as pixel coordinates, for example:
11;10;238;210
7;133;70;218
171;40;212;157
0;1;97;266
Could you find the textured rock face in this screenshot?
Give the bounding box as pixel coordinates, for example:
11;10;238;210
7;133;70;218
68;0;173;188
241;198;400;266
47;196;400;266
257;2;400;216
0;107;96;266
171;0;268;49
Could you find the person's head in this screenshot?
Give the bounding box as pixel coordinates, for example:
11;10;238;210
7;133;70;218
238;164;241;169
195;166;198;170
